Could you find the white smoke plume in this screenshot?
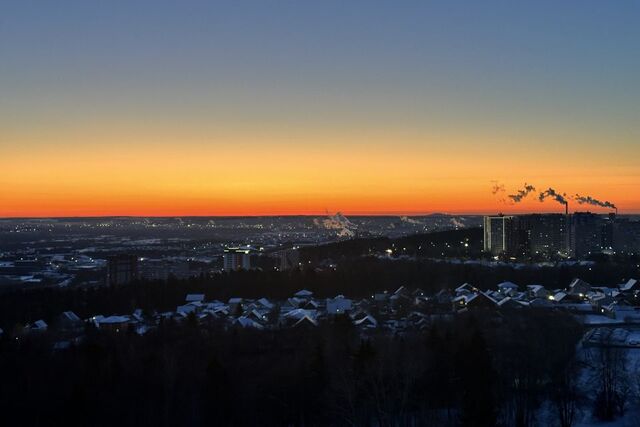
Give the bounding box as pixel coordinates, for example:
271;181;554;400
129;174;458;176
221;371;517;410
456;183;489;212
538;188;568;206
314;212;357;237
508;183;536;203
490;181;507;204
491;182;506;195
574;194;617;210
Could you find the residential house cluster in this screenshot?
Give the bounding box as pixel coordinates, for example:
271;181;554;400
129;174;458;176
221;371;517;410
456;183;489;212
12;277;640;351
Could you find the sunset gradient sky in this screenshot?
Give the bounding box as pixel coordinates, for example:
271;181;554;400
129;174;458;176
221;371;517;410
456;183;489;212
1;1;639;216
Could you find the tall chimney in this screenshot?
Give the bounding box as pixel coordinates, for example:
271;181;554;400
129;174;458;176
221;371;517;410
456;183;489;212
565;202;569;215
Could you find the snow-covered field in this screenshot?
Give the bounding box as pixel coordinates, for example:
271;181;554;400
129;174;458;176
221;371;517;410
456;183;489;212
573;347;640;427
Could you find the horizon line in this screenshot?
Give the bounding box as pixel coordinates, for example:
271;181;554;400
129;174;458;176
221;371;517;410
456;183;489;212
0;210;632;220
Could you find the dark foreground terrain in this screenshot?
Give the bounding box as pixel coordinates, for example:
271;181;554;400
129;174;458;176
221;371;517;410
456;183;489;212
1;310;583;427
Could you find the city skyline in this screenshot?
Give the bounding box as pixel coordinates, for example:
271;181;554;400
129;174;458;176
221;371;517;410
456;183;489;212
2;1;639;217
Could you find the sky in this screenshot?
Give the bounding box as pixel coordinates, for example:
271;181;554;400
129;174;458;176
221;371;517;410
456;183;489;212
1;0;639;217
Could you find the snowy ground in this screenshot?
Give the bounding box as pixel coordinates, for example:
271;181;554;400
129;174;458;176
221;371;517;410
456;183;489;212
572;347;640;427
576;410;640;427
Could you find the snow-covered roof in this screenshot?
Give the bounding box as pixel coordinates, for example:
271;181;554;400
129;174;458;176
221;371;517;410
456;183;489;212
177;305;196;314
283;308;317;320
455;283;475;293
620;279;638;292
32;319;48;330
292;315;318;327
497;281;518;289
61;311;81;322
354;315;378;327
394;286;409;295
246;309;268;321
552;291;567;302
98;315;130;324
294;289;313;297
304;300;321;308
257;298;274;309
185;294;205;303
569;278;591;290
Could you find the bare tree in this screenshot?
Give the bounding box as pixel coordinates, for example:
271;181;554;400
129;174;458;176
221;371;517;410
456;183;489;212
549;363;582;427
588;330;629;421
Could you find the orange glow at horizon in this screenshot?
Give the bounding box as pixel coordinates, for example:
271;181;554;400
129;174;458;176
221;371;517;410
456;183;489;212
2;128;639;217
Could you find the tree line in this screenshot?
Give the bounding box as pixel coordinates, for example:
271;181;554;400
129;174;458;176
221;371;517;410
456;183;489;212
0;310;589;427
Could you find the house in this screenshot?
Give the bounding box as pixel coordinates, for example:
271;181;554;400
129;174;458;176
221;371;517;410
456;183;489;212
406;311;430;329
57;311;83;331
390;287;412;308
527;285;548;299
176;305;197;315
303;299;321;310
589;293;616;310
620;279;639;293
374;293;389;303
568;278;591;296
287;297;305;308
486;290;503;301
326;296;352;315
257;298;274;310
294;289;313;299
394;286;411;298
281;309;316;327
283;308;317;321
245;309;268;323
435;289;452;305
95;315;130;332
228;297;243;313
511;291;528;301
353;314;378;328
550;291;568;303
31;319;48;332
455;283;476;297
132;309;144;322
497;281;519;296
185;294;205;303
603;302;640;321
592;287;619;296
455;292;498;311
452;294;471;309
292;315;318;328
210;306;230;317
243;302;259;312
